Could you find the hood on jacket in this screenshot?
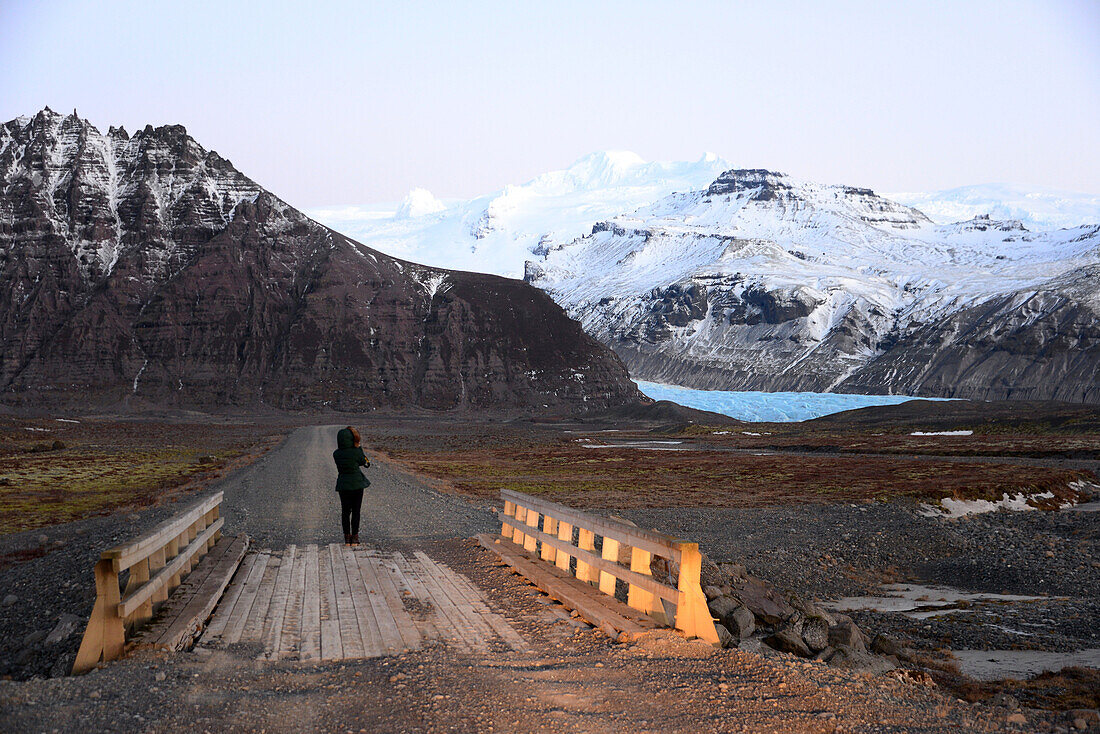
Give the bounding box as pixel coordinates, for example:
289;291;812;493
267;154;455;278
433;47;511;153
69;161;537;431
336;427;355;449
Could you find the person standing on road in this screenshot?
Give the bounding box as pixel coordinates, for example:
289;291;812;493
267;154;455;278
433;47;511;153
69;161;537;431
333;426;369;546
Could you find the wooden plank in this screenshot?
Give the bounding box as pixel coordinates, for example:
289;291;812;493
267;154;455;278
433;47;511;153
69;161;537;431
410;551;496;645
278;545;307;659
390;552;468;651
262;545;297;659
413;551;529;653
364;551;421;651
355;553;410;654
502;489;681;562
144;534;249;651
402;553;486;652
239;554;281;642
329;544;365;659
478;534;650;637
318;543;342;661
104;492;223;571
222;551;270;644
377;555;441;641
300;546;321;661
343;549;387;657
204;552;258;639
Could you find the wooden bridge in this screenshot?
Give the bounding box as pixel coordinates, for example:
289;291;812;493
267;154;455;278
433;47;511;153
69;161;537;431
72;488;718;674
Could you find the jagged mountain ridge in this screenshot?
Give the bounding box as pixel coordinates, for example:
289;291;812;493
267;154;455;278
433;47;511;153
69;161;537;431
0;108;641;411
527;168;1100;403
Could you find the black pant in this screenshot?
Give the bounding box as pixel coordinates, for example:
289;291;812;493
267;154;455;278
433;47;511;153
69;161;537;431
338;489;363;537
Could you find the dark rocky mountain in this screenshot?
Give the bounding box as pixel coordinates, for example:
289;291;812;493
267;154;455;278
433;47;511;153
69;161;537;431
0;108;640;412
528;169;1100;403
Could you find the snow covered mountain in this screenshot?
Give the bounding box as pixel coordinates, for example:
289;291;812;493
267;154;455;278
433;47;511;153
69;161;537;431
889;184;1100;232
308;151;730;278
0;108;641;411
527;169;1100;403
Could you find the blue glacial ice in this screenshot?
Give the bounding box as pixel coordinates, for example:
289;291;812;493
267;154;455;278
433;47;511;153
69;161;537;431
634;380;952;423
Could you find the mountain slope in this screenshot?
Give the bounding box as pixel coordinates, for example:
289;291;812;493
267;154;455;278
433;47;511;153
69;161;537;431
527;169;1100;403
0;108;640;412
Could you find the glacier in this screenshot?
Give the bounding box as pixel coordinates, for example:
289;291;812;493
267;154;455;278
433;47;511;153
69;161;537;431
634;380;952;422
889;183;1100;232
307;151;730;278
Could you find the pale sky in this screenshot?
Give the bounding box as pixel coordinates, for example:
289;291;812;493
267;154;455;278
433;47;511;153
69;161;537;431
2;0;1098;210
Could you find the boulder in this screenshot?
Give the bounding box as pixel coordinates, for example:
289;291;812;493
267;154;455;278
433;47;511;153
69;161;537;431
870;633;902;657
790;596;836;627
826;644;896;675
802;616;830;652
703;585;724;601
714;623;733;649
828;620;867;653
707;595;741;624
726;606;755;640
730;578;796;627
765;628;812;658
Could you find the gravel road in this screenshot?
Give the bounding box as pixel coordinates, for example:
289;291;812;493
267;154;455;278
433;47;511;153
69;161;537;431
220;425;495;549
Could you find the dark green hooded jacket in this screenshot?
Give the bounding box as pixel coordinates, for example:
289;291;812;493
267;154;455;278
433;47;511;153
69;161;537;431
333;428;370;492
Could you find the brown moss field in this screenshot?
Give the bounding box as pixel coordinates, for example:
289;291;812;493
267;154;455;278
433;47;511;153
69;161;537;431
374;429;1096;510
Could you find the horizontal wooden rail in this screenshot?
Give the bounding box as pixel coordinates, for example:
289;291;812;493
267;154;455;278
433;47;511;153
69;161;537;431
118;518;224;617
500;489;682;562
72;492;224;674
495;510;679;602
494;489;718;645
103;492;223;572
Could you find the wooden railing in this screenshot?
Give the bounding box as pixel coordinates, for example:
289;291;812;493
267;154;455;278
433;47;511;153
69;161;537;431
497;489;718;644
72;492;224;674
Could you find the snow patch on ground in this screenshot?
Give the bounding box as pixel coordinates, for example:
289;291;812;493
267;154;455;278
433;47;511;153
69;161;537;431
910;430;973;436
919;491;1055;519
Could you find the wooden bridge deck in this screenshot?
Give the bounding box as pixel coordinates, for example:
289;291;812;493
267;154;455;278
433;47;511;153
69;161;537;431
202;544;528;660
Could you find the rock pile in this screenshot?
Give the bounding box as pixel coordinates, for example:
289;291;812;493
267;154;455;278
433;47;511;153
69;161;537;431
700;558;901;674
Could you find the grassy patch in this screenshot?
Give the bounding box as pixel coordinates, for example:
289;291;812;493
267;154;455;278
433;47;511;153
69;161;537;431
0;417;283;535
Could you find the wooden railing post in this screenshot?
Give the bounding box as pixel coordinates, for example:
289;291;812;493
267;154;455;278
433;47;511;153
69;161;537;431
628;546;664;621
674;543;719;644
150;546;168;604
576;528;599;585
598;537;620;596
555;522;573;572
502;500;517;540
72;559;124;674
523;508;539;553
512;505;528;546
541;516;558;564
